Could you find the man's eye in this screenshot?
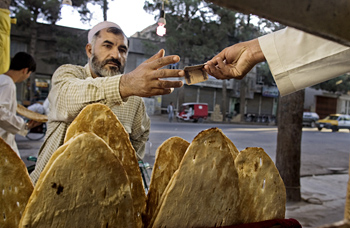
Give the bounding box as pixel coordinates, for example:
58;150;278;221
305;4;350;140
104;44;112;48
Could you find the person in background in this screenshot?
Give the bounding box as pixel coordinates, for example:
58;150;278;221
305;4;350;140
30;21;185;184
27;101;45;115
167;102;174;122
42;97;50;115
0;52;40;157
205;27;350;96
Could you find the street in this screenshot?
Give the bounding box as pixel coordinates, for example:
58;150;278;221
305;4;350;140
144;116;350;177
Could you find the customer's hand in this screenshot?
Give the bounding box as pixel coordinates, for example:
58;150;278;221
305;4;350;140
120;49;184;98
204;39;265;80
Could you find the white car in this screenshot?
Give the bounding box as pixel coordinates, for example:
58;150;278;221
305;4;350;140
316;114;350;132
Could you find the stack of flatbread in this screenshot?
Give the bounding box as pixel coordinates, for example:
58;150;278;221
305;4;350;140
145;128;286;227
15;103;286;227
19;104;145;228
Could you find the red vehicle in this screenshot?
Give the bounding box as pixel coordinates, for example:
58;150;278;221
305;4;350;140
176;103;208;122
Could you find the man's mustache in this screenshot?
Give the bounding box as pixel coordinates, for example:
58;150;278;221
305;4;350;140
103;58;121;68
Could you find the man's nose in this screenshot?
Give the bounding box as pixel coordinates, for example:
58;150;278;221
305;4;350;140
110;48;121;59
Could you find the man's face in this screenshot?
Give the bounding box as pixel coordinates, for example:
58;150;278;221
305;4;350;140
87;28;128;78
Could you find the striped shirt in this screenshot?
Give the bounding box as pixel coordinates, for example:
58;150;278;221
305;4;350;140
30;64;150;184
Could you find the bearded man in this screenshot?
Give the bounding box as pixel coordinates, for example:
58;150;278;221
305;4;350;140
30;21;184;184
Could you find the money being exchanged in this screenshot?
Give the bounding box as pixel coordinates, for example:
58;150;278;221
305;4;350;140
184;64;208;85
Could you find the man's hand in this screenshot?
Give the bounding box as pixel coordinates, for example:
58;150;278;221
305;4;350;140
204;39;265;80
120;49;185;98
26;120;41;129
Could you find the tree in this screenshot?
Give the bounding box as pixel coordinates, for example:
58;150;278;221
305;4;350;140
144;0;260;118
144;0;240;67
312;73;350;94
10;0;100;102
276;90;304;201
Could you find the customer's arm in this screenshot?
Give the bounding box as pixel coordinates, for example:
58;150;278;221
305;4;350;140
205;39;265;80
259;27;350;96
205;27;350;96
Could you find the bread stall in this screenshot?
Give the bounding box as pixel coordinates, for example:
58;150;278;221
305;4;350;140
2;104;305;227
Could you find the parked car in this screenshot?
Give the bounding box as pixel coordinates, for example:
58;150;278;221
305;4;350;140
316;114;350;132
176;103;208;123
302;112;319;128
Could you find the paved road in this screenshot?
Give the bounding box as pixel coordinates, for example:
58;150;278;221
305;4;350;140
144;116;350;177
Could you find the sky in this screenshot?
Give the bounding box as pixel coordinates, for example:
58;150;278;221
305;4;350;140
56;0;158;37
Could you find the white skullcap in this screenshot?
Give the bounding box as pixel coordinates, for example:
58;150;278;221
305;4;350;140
88;21;124;43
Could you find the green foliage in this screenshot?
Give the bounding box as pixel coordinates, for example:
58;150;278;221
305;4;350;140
11;0;59;25
256;62;275;86
143;0;269;65
42;28;88;66
9;0;103;66
312;74;350;94
144;0;236;64
10;0;100;26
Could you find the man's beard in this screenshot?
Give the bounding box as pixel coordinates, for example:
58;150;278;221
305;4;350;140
90;54;125;77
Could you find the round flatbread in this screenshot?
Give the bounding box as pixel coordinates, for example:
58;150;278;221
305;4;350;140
151;128;240;228
19;132;135;228
64;103;146;228
17;104;48;122
147;170;179;228
0;137;34;228
223;133;240;160
235;147;286;223
144;137;189;228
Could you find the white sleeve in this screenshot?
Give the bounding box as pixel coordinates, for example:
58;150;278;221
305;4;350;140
258;27;350;96
0;83;27;136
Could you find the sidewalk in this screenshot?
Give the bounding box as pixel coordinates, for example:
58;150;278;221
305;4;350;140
286;174;348;227
17;123;348;227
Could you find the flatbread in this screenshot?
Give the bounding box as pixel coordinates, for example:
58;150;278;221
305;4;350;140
144;137;189;228
0;137;34;228
34;142;70;189
223;133;240;160
64;103;146;228
147;170;179;228
235;147;286;223
19;132;135;228
151;128;240;228
17;104;48;122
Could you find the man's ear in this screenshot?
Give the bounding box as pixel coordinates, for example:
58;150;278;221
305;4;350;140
22;68;29;75
86;43;92;58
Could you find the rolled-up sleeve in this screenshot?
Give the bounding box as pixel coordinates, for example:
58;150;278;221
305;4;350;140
259;27;350;96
